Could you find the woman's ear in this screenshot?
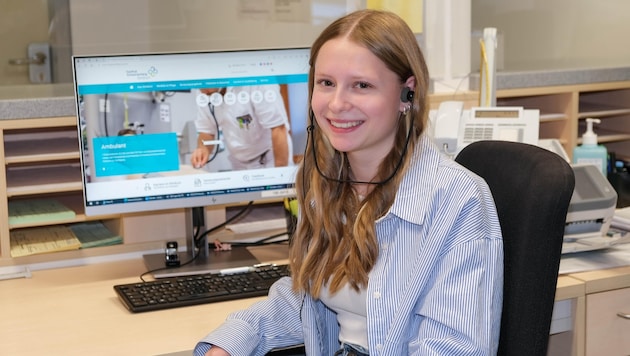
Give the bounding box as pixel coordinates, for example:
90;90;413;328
399;76;417;111
405;76;416;93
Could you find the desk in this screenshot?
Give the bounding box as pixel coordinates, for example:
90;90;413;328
0;244;611;356
568;264;630;355
0;245;288;356
550;276;586;356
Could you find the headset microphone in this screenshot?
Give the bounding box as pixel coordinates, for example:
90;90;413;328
400;87;414;103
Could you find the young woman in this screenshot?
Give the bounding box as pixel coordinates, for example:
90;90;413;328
195;9;503;356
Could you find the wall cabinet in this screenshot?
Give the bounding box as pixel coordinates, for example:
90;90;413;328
496;80;630;161
0;116;263;268
0;117;127;266
0;116;193;267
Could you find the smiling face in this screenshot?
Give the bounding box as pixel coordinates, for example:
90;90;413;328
311;37;409;172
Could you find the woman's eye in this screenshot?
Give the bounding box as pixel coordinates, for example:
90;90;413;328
356;82;371;89
317;79;333;87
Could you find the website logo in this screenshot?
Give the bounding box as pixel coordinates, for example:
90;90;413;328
125;66;159;80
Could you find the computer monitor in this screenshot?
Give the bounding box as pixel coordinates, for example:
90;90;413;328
72;47;310;277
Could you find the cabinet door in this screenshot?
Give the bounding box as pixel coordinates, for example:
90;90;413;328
585;287;630;355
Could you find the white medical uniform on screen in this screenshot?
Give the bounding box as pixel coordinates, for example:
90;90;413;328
195;85;290;170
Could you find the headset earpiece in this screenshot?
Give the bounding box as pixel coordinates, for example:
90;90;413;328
400;87;414;103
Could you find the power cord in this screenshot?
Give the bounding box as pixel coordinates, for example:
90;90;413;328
138;202;255;282
227;231;290;248
194;201;254;248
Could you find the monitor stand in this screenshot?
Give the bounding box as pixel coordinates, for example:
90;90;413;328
142;207;261;278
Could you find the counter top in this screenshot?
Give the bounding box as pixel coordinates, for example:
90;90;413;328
0;83;75;120
0;96;75;120
470;66;630;90
0;245;581;356
0;244;289;356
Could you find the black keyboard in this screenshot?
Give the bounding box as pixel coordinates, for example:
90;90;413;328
114;264;289;313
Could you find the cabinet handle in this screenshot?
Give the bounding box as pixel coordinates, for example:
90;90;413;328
617;312;630;319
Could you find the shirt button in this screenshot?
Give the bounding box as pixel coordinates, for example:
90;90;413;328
373;291;381;299
381;243;388;250
376;344;383;350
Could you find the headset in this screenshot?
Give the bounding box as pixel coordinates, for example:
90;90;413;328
401;87;414;103
308;87;415;185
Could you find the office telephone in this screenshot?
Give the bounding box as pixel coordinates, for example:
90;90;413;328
428;101;540;156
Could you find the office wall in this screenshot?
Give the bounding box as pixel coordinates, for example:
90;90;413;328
0;0;50;85
472;0;630;71
69;0;358;55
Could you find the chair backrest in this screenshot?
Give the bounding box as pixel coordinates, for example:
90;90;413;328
455;140;575;356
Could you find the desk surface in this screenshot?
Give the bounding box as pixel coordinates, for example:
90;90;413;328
0;245;288;356
0;243;609;356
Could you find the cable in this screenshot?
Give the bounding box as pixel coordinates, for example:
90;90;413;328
309;109;413;186
103;93;110;136
194;201;254;248
228;231;291;247
139;230;288;282
139;252;199;282
204;103;221;165
137;201;255;282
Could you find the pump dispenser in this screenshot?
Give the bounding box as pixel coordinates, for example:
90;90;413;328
573;118;608;176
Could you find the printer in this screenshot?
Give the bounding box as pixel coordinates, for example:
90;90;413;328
562;164;618;254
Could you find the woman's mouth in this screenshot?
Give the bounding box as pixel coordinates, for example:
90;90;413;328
329;119;363;129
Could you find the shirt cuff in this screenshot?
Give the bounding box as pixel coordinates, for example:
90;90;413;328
193;342;212;356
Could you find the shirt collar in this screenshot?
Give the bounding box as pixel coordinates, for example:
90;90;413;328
386;134;443;225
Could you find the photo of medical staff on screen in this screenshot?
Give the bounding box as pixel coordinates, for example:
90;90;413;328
191;85;293;171
79;82;306;183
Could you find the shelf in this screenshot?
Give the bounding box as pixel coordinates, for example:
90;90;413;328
5;165;83;197
539;113;568;122
4;137;81;164
578;102;630;118
578;133;630;145
9;213;120;230
7;194;121;229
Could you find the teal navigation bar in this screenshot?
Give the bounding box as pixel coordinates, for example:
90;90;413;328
77;74;308;95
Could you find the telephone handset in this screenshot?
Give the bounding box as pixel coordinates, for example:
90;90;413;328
429;101;540;156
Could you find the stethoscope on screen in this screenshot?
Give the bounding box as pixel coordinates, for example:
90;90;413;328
204;103;221;164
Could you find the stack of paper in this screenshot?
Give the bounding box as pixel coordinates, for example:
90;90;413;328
10;225;81;257
8;199;75;225
611;206;630;231
69;222;122;248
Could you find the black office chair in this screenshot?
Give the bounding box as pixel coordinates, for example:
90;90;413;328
455;140;575;356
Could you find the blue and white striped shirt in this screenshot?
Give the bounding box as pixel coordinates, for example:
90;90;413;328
194;134;503;355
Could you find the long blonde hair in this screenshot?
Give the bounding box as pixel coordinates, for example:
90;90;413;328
290;9;430;297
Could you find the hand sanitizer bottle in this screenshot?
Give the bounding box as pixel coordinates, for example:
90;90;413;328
573;118;608;176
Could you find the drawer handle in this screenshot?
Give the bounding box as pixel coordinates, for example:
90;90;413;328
617;312;630;320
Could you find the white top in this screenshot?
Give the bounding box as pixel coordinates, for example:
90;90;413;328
320;282;369;350
195;85;289;162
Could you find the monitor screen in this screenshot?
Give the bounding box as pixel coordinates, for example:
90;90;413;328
72;48;310;217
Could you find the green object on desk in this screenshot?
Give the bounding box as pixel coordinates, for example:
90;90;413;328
284;197;298;217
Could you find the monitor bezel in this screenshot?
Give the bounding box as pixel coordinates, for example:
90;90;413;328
71;47;309;217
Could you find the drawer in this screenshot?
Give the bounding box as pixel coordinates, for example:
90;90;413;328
585;287;630;355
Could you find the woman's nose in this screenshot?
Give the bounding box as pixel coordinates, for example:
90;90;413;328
328;88;351;112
